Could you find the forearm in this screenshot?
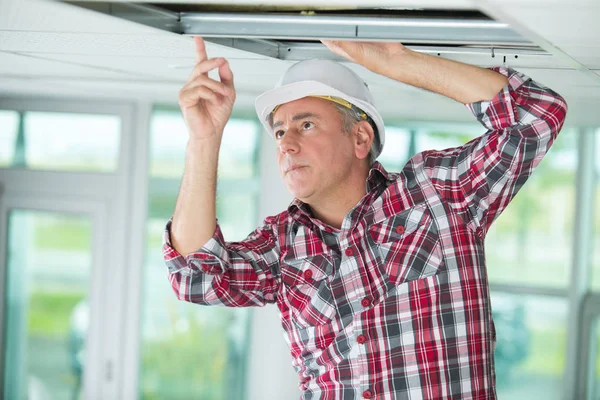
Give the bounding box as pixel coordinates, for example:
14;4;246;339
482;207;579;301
383;49;509;104
165;220;281;307
171;137;221;256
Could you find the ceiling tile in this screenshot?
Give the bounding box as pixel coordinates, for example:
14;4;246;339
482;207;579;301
1;0;163;34
0;51;138;79
0;31;269;59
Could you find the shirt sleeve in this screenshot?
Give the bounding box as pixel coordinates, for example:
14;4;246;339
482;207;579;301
423;67;568;238
163;216;281;307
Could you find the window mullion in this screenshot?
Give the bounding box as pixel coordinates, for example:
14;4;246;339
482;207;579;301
565;128;596;399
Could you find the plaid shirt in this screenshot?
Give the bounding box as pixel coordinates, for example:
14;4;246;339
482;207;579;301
164;67;567;399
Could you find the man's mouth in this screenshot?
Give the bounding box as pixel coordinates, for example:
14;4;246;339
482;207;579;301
285;165;307;174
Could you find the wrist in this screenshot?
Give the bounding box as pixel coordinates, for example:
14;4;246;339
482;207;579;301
186;135;222;154
381;47;421;82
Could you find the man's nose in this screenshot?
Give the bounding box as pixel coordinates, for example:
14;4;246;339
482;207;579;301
278;132;299;155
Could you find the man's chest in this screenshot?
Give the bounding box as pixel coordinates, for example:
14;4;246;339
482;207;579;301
277;181;448;329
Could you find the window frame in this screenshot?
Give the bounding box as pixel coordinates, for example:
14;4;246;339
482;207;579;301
0;96;140;400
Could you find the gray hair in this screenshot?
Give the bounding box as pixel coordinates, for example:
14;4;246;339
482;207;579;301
332;103;380;167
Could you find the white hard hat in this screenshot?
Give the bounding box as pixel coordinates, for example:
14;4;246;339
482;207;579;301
255;59;385;159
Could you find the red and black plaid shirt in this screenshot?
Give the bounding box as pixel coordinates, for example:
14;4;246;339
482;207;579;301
164;67;567;399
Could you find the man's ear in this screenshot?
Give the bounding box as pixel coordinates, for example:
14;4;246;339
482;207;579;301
354;120;375;160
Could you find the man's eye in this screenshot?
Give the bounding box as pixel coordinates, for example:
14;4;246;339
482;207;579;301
302;121;315;130
274;130;284;139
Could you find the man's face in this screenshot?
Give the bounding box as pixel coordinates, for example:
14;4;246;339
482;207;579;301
272;96;359;204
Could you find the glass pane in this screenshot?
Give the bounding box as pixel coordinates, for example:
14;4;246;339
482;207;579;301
378;126;411;171
415;126;480;154
149;110;259;179
378;124;480;172
591;128;600;291
148;110;187;178
141;215;251;400
219;120;259;180
23;112;120;172
217;194;257;240
0;110;19;167
486;128;577;288
3;210;92;400
142;110;259;399
491;292;567;399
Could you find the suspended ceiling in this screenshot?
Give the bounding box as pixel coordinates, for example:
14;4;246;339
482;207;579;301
0;0;599;125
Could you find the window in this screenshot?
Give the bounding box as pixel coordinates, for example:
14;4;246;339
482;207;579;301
485;129;577;288
377;127;411;171
2;210;92;400
414;126;480;154
140;107;260;400
377;123;481;172
491;292;567;399
0;110;121;172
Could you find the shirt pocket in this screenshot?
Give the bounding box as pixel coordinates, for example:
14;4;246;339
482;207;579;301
281;253;337;328
368;203;445;286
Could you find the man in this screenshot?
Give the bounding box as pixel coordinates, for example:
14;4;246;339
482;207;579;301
164;37;567;399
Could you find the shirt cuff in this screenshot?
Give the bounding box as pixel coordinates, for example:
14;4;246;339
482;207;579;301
465;67;530;131
162;218;227;275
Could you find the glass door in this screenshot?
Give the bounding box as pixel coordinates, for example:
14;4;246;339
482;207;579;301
0;195;107;400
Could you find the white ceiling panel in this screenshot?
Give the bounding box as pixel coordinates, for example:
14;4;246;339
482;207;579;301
478;1;600;73
552;46;600;70
0;31;269;60
0;51;139;79
19;54;197;81
486;7;600;47
509;68;600;103
17;53;282;85
0;0;163;34
0;0;599;126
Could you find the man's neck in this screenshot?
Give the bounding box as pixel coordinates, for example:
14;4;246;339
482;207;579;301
307;177;370;230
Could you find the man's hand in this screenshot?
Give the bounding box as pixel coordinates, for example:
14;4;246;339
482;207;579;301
320;40;407;77
178;37;236;141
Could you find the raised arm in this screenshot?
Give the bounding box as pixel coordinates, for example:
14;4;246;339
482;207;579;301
165;37;280;307
171;37;236;256
321;40;508;104
322;40;567;236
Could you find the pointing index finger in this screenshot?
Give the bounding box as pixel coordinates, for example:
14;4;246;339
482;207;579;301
194;36;208;64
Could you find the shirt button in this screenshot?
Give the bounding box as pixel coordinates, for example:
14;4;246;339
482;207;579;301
357;334;367;344
361;297;371;307
362;389;373;399
345;247;354;257
303;269;313;280
395;225;405;234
